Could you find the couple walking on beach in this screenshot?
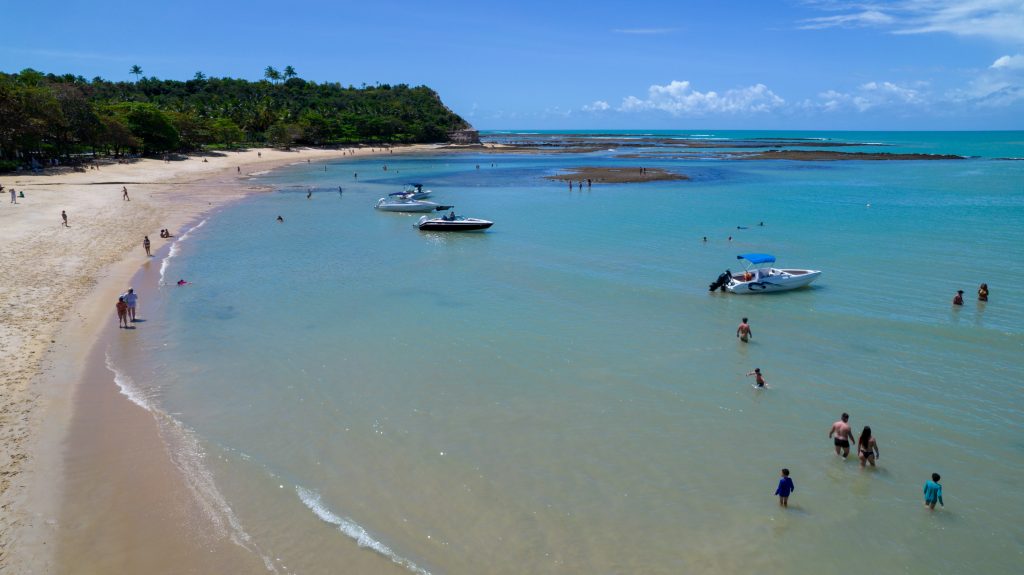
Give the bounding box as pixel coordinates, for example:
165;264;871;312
115;288;138;328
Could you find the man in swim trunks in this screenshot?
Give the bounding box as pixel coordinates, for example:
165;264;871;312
737;317;752;342
122;288;138;322
829;413;854;458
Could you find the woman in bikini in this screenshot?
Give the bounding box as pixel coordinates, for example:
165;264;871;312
857;426;879;468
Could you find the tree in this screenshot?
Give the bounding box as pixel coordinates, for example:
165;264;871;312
283;66;297;80
210;117;244;148
98;114;140;156
129;65;143;82
264;66;281;84
194;71;207;81
109;102;179;153
266;121;301;148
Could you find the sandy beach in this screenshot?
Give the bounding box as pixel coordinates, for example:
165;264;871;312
0;145;434;571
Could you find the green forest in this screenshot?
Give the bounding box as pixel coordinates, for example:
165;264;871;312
0;66;470;170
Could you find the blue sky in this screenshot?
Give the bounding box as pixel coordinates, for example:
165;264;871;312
3;0;1023;130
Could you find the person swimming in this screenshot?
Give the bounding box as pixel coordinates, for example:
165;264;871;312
177;279;189;286
276;215;284;222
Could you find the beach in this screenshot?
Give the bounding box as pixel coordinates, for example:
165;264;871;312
0;145;433;571
1;131;1021;574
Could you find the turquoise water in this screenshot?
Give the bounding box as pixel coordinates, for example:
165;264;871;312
117;133;1023;574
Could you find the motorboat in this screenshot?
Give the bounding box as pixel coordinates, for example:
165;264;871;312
389;183;432;200
417;212;493;231
375;197;445;213
716;253;821;294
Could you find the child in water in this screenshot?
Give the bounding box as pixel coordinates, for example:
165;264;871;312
923;473;943;510
775;468;794;507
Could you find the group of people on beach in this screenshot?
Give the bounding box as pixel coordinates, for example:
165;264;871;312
733;316;945;510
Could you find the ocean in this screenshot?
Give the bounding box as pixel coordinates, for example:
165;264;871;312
105;132;1023;574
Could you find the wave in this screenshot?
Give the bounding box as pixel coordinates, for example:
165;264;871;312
104;350;278;573
295;486;432;575
159;219;207;285
249;170;271;176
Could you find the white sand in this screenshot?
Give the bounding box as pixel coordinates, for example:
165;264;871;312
0;145;436;568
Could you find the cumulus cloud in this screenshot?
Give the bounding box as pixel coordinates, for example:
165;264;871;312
799;1;1024;44
812;81;926;112
991;54;1024;69
582;100;610;112
618;80;784;115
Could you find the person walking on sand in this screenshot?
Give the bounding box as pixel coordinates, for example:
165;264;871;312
122;186;130;201
116;297;130;328
923;473;944;510
829;413;854;458
61;210;68;227
978;283;988;302
774;468;794;507
857;426;879;468
122;288;138;322
747;368;767;388
953;290;964;305
9;187;16;204
143;235;151;256
737;317;752;342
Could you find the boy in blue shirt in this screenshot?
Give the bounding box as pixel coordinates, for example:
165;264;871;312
923;473;943;510
775;468;795;507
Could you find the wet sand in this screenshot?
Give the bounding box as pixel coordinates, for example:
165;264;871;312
0;144;434;570
546;166;689;184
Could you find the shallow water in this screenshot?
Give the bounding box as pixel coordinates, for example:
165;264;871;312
111;132;1024;574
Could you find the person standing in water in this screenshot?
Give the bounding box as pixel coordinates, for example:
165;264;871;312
747;368;766;388
923;473;944;510
977;283;988;302
953;290;964;305
829;413;854;458
857;426;879;467
737;318;752;342
774;468;794;507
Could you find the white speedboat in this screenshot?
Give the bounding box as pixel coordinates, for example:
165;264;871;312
721;254;821;294
417;212;493;231
375;197;442;212
389;183;432;200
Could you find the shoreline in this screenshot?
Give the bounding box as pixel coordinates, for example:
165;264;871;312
0;144;436;571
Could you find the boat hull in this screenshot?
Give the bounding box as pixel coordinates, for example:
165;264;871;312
725;269;821;294
417;218;493;231
375;199;439;212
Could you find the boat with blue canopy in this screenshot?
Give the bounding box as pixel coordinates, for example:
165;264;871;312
712;253;821;294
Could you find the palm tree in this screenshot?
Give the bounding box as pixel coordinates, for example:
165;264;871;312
283;66;297;80
129;64;143;82
264;66;281;84
194;71;207;81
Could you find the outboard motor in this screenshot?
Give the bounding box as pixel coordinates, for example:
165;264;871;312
708;269;732;292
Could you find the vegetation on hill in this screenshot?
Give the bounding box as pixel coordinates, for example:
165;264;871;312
0;66;470;168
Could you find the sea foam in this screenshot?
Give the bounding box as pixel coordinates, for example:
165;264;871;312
295;486;432;575
159;218;207;285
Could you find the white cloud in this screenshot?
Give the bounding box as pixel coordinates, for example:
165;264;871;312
798;10;894;30
991;54;1024;69
618;80;785;115
799;1;1024;44
811;81;926;112
582;100;610;112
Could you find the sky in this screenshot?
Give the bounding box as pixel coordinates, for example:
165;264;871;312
3;0;1023;130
